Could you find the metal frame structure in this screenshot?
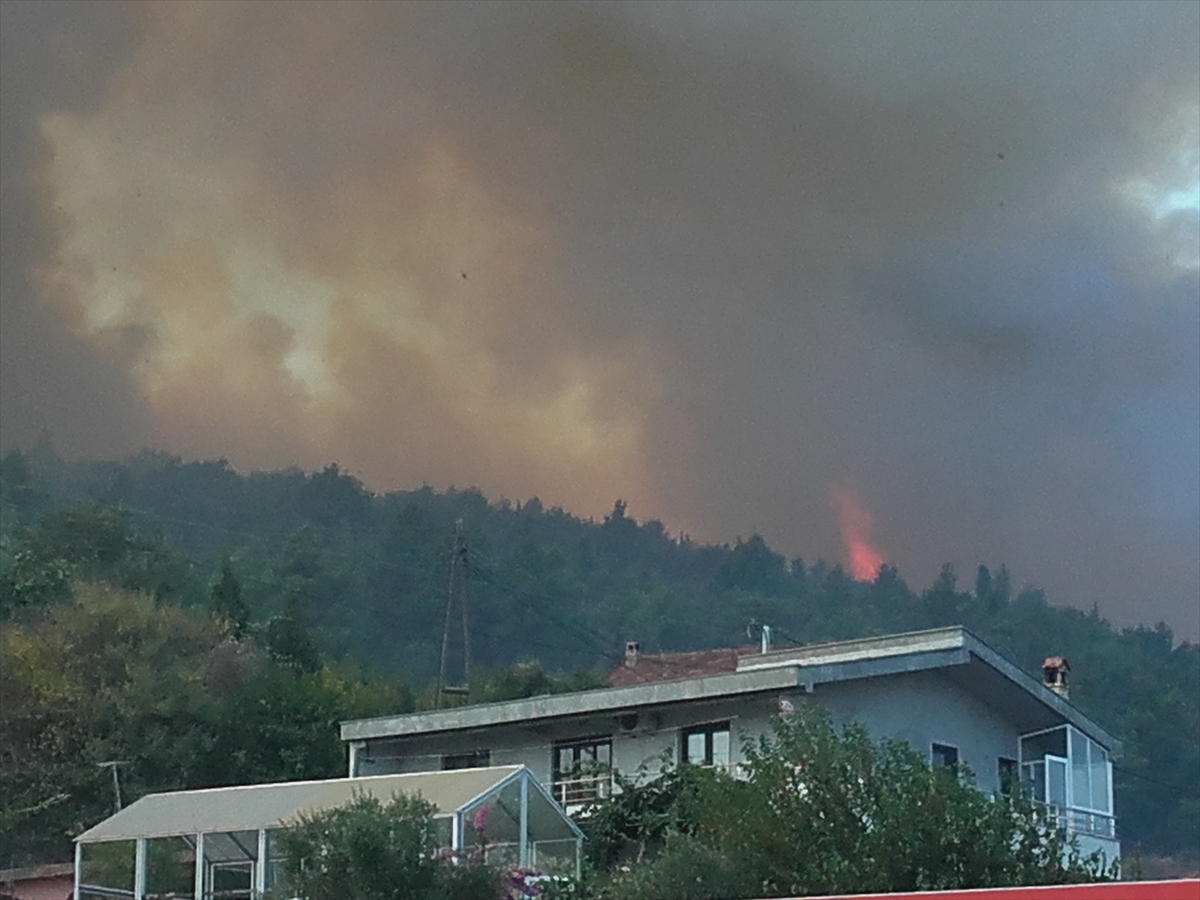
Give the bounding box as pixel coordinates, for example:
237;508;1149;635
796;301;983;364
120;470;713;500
73;765;583;899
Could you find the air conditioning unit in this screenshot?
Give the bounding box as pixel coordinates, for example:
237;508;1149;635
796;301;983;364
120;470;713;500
615;712;659;735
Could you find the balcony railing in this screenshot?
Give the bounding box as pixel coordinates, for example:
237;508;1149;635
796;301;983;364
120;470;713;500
552;774;612;808
1035;803;1117;840
1064;808;1117;839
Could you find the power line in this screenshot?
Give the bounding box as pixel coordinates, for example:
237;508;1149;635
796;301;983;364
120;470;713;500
1112;764;1200;798
465;560;622;663
6;488;628;667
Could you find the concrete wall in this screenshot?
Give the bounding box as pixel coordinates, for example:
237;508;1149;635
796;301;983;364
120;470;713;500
356;693;781;785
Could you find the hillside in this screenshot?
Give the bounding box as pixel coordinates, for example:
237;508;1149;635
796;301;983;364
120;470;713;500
1;447;1196;867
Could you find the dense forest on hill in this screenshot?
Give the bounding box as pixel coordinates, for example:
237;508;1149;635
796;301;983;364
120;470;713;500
1;446;1196;869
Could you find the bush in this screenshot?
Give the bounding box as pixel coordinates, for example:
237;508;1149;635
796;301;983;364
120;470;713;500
585;707;1110;899
272;792;500;900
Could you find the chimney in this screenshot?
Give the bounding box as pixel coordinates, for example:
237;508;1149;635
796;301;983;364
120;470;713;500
624;641;640;668
1042;656;1070;699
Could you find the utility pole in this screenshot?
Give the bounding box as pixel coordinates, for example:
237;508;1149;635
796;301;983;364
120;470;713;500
97;761;129;813
436;520;471;709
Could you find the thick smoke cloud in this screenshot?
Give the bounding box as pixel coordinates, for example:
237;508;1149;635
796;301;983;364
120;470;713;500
1;1;1197;637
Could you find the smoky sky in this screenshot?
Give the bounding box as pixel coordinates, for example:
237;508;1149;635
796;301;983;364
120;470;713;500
2;1;1197;638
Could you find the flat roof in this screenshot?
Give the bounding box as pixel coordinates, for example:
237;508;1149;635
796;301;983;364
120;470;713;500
341;665;805;742
76;766;525;843
340;627;1118;754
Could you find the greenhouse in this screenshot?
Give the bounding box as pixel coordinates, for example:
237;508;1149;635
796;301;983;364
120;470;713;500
72;765;583;899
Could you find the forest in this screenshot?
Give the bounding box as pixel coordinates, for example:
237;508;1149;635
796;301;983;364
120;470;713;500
1;445;1196;872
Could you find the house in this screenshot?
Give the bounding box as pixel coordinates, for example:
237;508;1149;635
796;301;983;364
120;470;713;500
71;765;582;900
0;863;74;900
341;626;1121;863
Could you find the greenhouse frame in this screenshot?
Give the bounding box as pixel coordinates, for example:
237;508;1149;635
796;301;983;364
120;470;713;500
72;765;583;899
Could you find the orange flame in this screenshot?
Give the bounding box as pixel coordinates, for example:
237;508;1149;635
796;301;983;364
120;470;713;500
830;485;886;581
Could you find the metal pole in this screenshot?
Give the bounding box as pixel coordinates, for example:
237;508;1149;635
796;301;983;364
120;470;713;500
255;829;268;897
73;841;82;900
194;832;205;900
518;775;529;868
134;838;147;900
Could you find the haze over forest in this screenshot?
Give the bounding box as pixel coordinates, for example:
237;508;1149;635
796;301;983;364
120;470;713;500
1;1;1197;638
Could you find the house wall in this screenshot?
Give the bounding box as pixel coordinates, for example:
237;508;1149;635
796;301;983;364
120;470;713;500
812;668;1022;796
356;694;780;784
355;671;1020;797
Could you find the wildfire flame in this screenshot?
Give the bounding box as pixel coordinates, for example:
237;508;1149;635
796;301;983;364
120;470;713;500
830;485;886;581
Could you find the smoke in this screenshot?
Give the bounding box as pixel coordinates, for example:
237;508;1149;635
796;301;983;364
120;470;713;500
2;1;1197;635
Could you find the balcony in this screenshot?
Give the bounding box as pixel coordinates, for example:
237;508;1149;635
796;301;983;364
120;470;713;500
551;773;612;810
1036;803;1118;840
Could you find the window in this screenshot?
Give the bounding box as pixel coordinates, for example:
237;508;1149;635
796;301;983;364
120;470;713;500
1068;728;1111;814
681;721;731;767
931;743;959;769
1020;725;1112;816
552;738;612;807
998;757;1019;795
442;749;490;770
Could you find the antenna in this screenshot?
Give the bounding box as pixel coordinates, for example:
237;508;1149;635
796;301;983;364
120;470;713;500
436;520;471;708
97;760;129;812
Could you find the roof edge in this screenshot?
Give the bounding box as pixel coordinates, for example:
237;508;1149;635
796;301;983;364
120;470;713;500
341;666;804;742
961;632;1122;755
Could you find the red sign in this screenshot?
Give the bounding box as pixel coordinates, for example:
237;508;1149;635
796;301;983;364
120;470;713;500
773;880;1200;900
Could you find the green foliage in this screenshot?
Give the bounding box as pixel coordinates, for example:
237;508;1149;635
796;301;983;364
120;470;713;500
271;792;499;900
1;450;1196;865
475;661;608;703
0;503;190;615
578;752;714;871
585;709;1109;900
0;583;413;866
210;560;250;638
261;594;323;674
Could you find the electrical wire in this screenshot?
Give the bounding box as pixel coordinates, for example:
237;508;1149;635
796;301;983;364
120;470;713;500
1112;764;1200;798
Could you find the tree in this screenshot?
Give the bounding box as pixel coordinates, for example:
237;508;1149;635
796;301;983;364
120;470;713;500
587;707;1108;899
271;792;499;900
262;592;321;673
0;582;412;866
210;560;249;638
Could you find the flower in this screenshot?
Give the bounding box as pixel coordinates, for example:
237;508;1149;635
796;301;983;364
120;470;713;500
473;804;490;832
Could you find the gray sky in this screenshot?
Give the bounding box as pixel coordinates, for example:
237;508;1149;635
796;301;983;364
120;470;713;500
2;1;1197;637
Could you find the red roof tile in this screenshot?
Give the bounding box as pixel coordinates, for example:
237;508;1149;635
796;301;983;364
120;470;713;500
607;647;747;686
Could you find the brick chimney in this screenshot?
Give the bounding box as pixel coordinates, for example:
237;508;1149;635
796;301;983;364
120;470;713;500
1042;656;1070;699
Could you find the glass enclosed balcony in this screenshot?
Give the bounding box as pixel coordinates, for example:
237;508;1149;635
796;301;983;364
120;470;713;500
1020;725;1116;844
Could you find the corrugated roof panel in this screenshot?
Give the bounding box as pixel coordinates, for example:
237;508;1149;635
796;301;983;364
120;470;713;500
76;766;523;843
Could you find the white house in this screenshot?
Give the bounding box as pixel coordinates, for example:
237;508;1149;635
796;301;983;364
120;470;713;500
341;626;1120;862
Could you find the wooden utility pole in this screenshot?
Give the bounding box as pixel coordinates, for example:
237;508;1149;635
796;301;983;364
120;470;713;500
436;520;471;708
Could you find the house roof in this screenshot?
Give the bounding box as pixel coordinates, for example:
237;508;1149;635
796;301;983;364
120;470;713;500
75;766;551;844
608;647;741;686
342;665;806;742
0;862;74;883
340;627;1119;754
